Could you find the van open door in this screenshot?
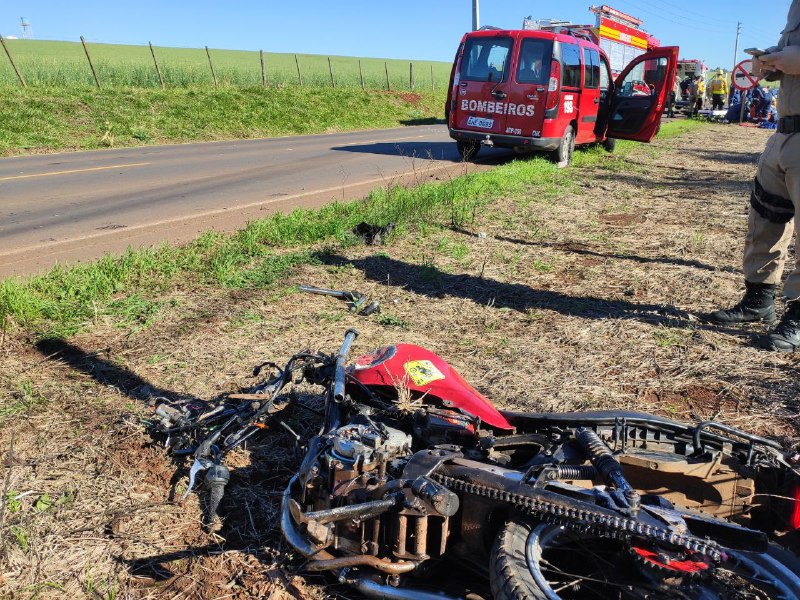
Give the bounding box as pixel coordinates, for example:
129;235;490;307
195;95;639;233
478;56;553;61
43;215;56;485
601;46;678;142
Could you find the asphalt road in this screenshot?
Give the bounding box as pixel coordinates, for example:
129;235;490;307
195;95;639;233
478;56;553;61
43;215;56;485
0;125;511;278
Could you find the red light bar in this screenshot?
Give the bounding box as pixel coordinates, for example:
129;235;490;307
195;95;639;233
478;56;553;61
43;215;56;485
792;483;800;530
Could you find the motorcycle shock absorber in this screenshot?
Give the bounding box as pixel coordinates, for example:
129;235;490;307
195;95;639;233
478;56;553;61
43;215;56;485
576;427;641;514
550;464;598;480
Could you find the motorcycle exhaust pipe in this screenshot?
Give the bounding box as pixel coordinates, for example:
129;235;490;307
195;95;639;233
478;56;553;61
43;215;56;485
281;476;335;560
307;556;416;575
349;577;464;600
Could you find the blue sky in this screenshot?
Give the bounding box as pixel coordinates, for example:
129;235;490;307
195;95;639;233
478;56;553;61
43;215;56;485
0;1;789;71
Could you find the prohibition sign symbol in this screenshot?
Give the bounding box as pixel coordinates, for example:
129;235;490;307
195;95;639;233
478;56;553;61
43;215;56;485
732;59;759;91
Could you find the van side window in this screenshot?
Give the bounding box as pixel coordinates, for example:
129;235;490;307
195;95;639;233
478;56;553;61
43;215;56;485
583;48;600;89
599;55;611;91
516;38;553;84
617;62;651;97
460;37;513;83
561;43;581;88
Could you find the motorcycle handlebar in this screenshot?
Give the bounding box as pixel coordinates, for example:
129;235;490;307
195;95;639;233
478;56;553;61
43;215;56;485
333;328;359;403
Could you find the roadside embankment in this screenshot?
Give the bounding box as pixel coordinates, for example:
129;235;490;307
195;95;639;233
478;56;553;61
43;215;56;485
0;86;446;156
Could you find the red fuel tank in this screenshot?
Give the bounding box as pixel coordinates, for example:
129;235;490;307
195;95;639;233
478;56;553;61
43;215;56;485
350;344;513;431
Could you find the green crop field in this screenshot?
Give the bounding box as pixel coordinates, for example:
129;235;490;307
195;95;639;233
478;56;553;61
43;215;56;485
0;39;453;90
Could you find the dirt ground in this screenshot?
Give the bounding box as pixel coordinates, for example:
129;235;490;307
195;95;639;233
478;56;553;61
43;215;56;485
1;121;799;599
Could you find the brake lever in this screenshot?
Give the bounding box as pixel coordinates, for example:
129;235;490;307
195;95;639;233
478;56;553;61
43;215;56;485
183;436;222;499
183;457;213;499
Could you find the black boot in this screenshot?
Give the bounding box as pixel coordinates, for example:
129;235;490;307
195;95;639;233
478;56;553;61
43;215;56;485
705;281;777;324
762;301;800;352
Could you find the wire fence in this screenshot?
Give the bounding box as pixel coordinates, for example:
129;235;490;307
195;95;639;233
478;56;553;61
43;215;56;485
0;37;453;92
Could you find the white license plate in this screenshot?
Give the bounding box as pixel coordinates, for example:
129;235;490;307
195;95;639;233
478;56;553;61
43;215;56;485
467;116;494;129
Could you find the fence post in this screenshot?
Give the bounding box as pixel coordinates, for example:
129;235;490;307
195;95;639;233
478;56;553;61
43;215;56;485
431;64;434;92
295;54;303;86
205;46;218;87
149;42;165;89
328;57;335;88
409;62;413;91
260;50;267;87
80;36;102;89
385;61;390;91
358;59;364;90
0;34;26;88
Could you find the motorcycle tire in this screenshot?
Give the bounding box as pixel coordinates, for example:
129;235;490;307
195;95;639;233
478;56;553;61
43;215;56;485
490;519;800;600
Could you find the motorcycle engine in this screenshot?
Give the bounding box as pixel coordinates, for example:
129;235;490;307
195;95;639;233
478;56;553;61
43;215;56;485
319;420;414;508
329;422;412;469
295;407;461;564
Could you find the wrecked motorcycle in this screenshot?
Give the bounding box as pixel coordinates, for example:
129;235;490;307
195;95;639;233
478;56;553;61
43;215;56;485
152;328;800;599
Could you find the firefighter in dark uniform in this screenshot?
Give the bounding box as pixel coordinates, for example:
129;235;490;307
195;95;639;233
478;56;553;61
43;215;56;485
708;0;800;351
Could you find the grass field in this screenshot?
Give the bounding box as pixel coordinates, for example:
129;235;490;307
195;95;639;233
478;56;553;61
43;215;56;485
0;85;447;155
0;39;453;90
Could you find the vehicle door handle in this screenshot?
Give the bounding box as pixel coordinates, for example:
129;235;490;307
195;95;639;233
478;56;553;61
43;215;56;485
594;98;600;104
460;82;468;87
492;91;507;99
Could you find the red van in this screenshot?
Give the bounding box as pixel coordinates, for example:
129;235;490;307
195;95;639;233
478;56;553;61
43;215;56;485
445;28;678;166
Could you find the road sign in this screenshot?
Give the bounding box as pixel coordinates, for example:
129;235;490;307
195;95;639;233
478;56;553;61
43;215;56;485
732;59;760;91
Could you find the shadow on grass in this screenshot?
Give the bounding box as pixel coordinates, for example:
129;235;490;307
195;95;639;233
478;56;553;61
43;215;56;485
679;147;762;167
448;228;739;274
34;338;180;402
318;252;754;337
602;171;750;197
33;337;305;555
117;544;318;597
33;338;210;504
119;544;226;581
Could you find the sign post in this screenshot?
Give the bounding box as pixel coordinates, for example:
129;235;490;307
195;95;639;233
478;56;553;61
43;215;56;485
731;59;760;123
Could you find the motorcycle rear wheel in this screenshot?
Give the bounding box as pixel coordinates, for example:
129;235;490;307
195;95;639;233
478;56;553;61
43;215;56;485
490;519;800;600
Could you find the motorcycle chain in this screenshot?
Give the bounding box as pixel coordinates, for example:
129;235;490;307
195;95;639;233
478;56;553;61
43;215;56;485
431;473;723;563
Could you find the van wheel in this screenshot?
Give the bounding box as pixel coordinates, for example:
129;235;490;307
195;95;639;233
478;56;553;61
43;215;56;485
457;140;480;161
550;125;575;167
602;137;616;153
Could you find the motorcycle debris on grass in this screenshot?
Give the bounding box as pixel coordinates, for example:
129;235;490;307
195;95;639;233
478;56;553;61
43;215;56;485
298;285;381;316
148;328;800;600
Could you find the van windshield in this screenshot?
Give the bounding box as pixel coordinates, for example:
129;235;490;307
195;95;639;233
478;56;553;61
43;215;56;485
460;37;513;83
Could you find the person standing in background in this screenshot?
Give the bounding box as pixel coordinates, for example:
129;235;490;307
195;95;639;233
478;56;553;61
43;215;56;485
708;69;728;110
667;74;681;117
695;75;706;113
688;75;701;116
680;74;692;101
